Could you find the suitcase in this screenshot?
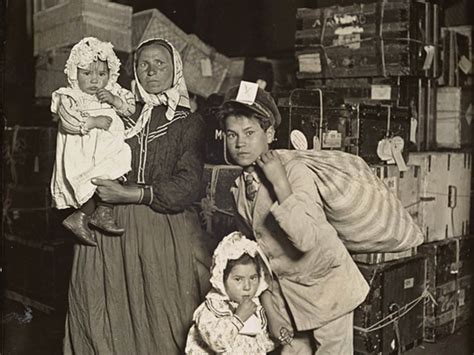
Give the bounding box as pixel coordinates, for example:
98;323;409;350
3;126;57;185
295;1;440;79
418;237;474;342
275;89;411;165
4;235;74;312
408;152;472;242
196;164;242;241
354;256;426;354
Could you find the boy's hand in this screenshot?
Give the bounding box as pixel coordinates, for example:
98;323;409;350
256;150;286;185
266;312;294;345
235;299;257;323
256;150;292;203
86;115;113;130
97;89;122;109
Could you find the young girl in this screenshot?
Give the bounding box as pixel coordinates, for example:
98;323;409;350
185;232;278;354
50;37;136;246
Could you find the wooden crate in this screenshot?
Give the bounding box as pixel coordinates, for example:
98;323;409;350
295;1;440;79
418;237;473;342
354;256;426;354
3;126;57;185
182;34;231;98
439;25;473;87
35;48;69;98
436;86;472;149
33;0;132;55
408;152;472;242
132;9;188;53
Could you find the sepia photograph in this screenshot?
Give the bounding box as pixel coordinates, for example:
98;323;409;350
1;0;473;354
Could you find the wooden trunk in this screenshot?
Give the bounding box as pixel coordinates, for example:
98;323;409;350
295;1;440;79
354;256;426;354
408;152;472;242
418;237;474;342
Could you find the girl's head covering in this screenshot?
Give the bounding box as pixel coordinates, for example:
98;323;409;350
133;38;190;123
209;232;270;301
64;37;120;91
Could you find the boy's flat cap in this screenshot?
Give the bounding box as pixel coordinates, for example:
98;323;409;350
222;82;281;128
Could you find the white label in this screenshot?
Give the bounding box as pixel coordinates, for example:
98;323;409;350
458;55;472;75
465;104;472;126
423;45;435;70
458;289;465;306
298;53;322;73
391;136;408;172
333;27;363;49
410;117;418;144
322;130;342;148
200;58;213;77
404;277;414;289
290;130;308;150
236;81;259;104
371;85;391;100
377;138;393;161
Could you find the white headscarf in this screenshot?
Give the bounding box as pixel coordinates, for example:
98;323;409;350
127;38;190;138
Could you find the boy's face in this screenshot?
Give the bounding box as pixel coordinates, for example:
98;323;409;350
225;114;275;168
77;60;109;95
224;262;259;304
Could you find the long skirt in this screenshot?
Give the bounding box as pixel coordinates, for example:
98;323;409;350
63;204;205;354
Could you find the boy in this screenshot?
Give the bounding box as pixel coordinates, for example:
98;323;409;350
220;81;370;354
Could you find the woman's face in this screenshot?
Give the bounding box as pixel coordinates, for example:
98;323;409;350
136;44;174;94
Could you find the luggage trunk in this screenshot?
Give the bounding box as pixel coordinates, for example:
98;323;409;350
354;255;426;354
418;236;474;342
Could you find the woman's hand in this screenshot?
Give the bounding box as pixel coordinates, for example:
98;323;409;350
92;178;141;204
235;299;257;323
86;115;113;130
255;151;292;203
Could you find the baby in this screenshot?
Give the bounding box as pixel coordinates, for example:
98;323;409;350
185;232;276;354
50;37;136;246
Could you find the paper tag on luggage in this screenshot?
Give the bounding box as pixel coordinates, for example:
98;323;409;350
200;58;213;77
423;45;435;70
391;137;408;172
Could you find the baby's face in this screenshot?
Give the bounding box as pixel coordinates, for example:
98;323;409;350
224;115;274;168
77;60;109;95
224;262;259;304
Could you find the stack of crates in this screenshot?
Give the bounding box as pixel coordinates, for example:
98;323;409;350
289;1;472;352
3;126;75;313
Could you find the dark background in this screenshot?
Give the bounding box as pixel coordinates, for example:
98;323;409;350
2;0;472;127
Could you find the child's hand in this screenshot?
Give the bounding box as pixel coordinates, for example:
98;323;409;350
87;115;113;130
235;299;257;323
97;89;122;108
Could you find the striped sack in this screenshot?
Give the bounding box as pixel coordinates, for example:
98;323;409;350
277;149;423;253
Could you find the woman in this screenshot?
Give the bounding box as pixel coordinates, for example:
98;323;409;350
63;38;207;354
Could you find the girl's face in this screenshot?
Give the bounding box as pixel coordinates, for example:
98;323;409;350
136;44;173;94
77;60;109;95
225;114;274;168
224;262;259;304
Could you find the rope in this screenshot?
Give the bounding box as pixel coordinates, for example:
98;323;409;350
354;288;434;333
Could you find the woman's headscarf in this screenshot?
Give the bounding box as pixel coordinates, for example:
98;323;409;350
128;38;190;138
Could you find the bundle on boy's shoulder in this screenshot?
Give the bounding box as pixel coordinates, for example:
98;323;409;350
276;148;423;253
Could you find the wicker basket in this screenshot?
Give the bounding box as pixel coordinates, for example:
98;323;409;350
33;0;132;55
35;48;69;98
132;9;189;53
182;34;231;98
